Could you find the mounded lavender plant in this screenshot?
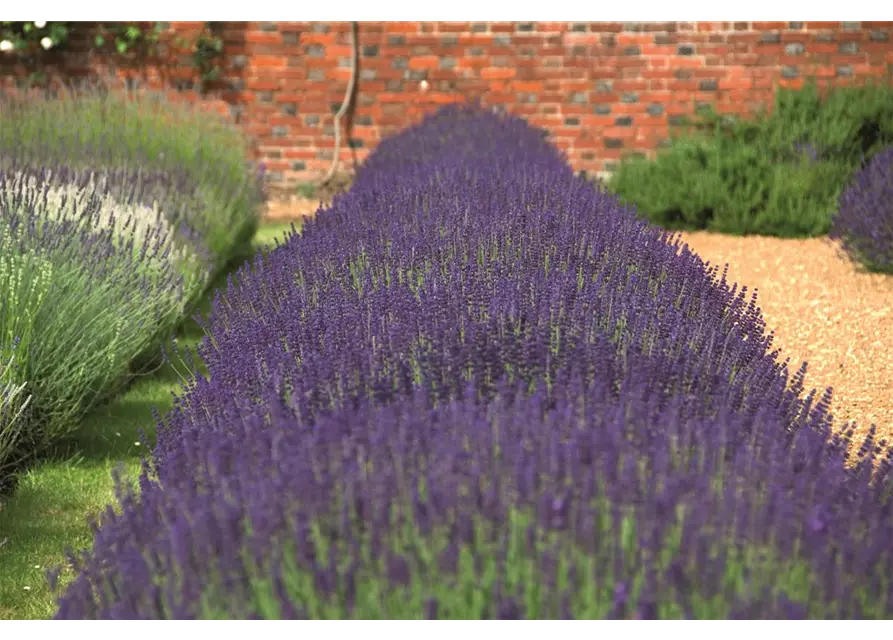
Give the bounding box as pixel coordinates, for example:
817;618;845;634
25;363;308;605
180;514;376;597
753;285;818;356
0;162;211;476
0;81;266;269
830;146;893;274
0;160;211;272
52;106;893;619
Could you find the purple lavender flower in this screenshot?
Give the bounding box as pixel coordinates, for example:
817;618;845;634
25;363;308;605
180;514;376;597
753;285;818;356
830;146;893;273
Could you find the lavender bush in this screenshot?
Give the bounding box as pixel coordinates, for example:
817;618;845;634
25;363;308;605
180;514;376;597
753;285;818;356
0;355;30;478
0;162;210;477
0;81;266;270
830;146;893;274
0;161;211;272
52;106;893;619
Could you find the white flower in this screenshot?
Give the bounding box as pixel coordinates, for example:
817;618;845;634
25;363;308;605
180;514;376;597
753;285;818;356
34;21;46;29
0;40;13;53
419;79;429;92
40;37;53;50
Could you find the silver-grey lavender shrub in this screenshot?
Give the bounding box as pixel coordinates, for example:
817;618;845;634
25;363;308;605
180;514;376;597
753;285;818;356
0;354;30;477
830;146;893;274
52;106;893;619
0;161;208;271
0;83;266;270
0;161;211;476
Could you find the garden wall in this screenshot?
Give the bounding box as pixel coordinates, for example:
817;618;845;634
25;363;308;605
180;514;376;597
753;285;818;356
2;21;892;189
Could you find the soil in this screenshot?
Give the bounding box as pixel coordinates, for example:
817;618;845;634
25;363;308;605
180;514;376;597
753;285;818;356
263;174;354;221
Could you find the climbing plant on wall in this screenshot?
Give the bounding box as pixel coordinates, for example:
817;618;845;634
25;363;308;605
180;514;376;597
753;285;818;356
0;21;225;88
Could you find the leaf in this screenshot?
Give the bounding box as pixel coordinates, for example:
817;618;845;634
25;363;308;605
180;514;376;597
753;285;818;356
116;39;127;54
94;35;105;47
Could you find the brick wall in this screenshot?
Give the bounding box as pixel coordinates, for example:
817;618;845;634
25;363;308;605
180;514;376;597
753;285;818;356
2;21;892;188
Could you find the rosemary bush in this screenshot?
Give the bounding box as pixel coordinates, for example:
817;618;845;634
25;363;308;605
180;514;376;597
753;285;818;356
608;81;893;237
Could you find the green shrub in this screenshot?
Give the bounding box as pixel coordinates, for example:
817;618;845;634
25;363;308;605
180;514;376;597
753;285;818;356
607;80;893;237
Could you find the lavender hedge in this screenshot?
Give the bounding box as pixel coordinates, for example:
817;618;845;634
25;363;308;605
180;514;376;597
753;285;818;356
830;146;893;274
52;106;893;619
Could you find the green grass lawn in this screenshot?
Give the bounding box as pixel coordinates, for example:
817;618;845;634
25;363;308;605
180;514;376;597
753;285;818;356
0;220;300;620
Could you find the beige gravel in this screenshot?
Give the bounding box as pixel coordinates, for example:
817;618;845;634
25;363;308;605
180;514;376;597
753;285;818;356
262;197;893;450
677;231;893;448
264;195;329;221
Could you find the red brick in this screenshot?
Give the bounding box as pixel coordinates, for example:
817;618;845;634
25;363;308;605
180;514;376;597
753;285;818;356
615;57;649;69
727;33;760;44
612;103;648;115
641;69;676;80
642;91;674;103
668;57;705;68
438;22;471;32
718;77;753;90
668;79;700;91
780;32;811;43
602;127;637;139
589;22;624;33
481;68;516;80
511;81;544;92
538;22;569;33
614;79;648;91
582;115;617;127
617;33;653;45
245;79;280;91
387;22;422;33
267;116;301;127
805;22;841;29
852;64;887;76
752;22;788;30
301;33;337;45
326;46;354;58
457;34;495;45
779;78;806;89
408;55;440;70
245;31;283;45
419;93;463;104
864;42;893;55
251;55;289;68
641;45;675;56
597;148;625;160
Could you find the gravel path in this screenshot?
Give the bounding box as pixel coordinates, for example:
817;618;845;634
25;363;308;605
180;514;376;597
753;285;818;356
677;231;893;446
